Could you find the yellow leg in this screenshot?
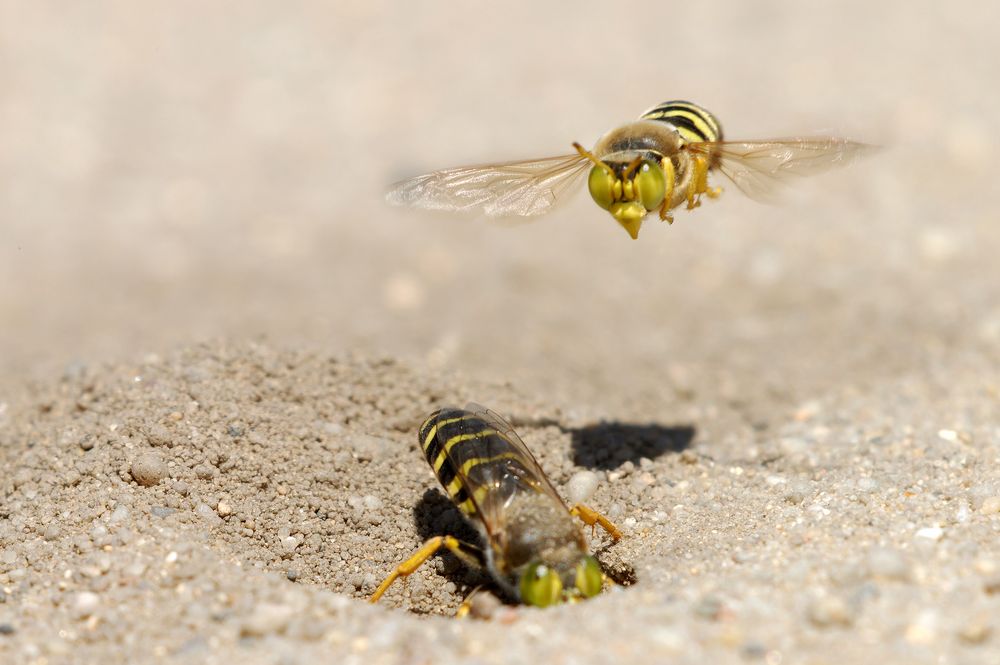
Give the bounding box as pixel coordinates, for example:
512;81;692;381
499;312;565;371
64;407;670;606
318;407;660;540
369;535;483;603
686;155;708;209
570;504;622;542
659;157;676;223
686;155;722;210
455;585;485;619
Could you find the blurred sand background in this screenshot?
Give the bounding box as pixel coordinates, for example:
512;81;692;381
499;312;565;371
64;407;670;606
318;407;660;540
2;1;999;663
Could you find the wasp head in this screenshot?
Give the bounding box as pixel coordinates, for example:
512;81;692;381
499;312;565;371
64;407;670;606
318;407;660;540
584;156;667;239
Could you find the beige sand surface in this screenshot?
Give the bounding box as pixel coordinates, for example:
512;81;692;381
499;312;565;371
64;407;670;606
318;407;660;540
2;2;999;663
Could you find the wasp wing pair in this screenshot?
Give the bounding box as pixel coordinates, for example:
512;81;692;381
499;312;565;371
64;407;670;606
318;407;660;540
387;136;873;220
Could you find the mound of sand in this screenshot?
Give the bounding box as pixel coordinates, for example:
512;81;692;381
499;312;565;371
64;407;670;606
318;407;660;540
2;341;999;663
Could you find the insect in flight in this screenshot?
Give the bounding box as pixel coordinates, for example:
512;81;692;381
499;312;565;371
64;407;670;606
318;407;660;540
387;100;874;239
370;404;622;610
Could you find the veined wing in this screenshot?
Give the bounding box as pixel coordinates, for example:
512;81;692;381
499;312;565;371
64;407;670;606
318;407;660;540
419;405;567;541
386;153;590;218
684;138;878;203
461;403;568;539
463;402;566;506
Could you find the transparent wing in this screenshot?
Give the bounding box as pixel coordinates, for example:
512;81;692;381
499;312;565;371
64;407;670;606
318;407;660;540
386;153;590;218
436;403;567;540
685;138;878;203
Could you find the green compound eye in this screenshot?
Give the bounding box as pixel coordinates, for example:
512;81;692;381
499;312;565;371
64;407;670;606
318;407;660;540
575;556;603;598
587;165;617;210
634;160;666;211
520;562;563;607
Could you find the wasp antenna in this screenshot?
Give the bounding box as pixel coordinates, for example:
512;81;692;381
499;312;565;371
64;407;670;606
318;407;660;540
573;142;615;176
622;155;644;180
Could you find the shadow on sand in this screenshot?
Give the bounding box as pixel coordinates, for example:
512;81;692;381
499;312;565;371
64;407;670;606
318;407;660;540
567;421;695;470
410;488;493;601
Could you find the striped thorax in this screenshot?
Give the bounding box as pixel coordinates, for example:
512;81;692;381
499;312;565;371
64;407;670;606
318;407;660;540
640;100;724;146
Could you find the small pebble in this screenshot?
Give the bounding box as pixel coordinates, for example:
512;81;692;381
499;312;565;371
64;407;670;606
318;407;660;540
383;273;425;310
783;479;811;504
975;558;998;575
281;536;299;553
145;424;174;447
980;497;1000;515
72;591;100;619
108;505;130;525
937;429;959;442
131;453;168;487
466;591;502;620
905;610;939;645
565;470;600;505
123;561;147;578
43;524;61;541
0;623;14;635
240;603;294;636
982;575;1000;595
866;547;910;581
151;506;176;518
693;595;724;620
347;434;388;462
195;503;223;525
194;465;216;480
731;550;752;564
332;450;352;470
915;526;944;541
90;524;109;546
958;616;993;644
286;569;298;582
217;500;232;517
856;477;879;492
807;595;854;627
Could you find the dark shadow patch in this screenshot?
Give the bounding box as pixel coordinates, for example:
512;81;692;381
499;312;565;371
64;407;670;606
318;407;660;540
413;488;481;543
569;422;695;470
411;488;494;597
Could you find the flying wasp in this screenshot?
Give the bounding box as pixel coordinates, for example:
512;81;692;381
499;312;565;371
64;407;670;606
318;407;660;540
387;100;874;239
370;404;621;610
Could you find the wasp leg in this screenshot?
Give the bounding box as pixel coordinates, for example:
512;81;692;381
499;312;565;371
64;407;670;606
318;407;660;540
455;585;485;619
659;157;676;223
686;155;709;210
686;155;722;209
570;504;622;542
369;535;485;603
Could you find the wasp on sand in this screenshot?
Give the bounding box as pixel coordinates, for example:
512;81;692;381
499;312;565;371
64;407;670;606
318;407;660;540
370;404;621;611
387;100;874;239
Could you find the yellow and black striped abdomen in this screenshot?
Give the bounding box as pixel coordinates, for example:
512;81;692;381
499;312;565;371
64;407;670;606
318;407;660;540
418;407;549;521
641;100;724;144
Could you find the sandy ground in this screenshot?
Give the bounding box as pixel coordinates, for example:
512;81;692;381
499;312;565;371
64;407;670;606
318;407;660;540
2;1;1000;663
